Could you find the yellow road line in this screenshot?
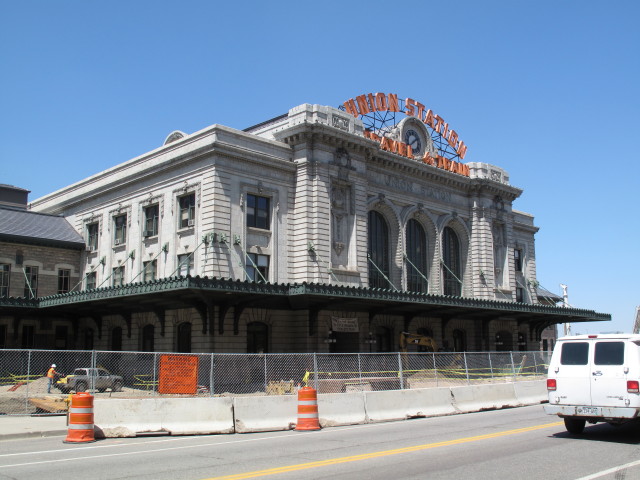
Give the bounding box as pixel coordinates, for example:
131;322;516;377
205;421;564;480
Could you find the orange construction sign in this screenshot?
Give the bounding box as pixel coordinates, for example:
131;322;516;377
158;354;199;394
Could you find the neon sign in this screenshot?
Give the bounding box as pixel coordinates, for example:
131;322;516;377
342;92;469;177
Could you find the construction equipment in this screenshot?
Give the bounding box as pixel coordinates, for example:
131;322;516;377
399;331;438;352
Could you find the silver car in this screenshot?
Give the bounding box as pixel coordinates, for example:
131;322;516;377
56;368;123;393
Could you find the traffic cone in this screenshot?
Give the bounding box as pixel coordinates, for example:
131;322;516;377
295;387;320;431
64;392;96;443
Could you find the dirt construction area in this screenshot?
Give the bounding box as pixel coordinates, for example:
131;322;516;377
0;371;545;415
0;377;158;415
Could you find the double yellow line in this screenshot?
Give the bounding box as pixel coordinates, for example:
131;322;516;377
206;421;563;479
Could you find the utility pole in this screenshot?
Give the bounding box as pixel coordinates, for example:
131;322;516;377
560;284;571;336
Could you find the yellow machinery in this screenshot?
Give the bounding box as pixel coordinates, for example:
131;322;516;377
399;331;438;352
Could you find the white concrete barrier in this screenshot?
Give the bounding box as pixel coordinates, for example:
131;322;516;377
92;381;547;438
364;387;456;423
317;392;367;427
93;397;234;438
233;395;298;433
450;383;519;413
513;380;547;405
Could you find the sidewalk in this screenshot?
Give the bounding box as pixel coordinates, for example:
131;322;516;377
0;414;69;441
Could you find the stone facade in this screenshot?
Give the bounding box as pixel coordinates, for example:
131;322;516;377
3;102;564;353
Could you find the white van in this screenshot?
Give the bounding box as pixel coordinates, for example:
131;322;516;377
544;334;640;433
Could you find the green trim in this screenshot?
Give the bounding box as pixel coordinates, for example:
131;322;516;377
19;275;611;324
0;297;39;308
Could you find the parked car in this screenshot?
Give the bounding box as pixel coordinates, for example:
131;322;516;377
55;368;123;393
544;334;640;433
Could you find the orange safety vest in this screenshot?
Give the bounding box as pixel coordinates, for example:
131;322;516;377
47;367;56;379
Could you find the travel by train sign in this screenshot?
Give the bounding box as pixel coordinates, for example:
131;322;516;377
341;92;469;177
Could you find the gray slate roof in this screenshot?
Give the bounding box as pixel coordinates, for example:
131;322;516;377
0;207;85;249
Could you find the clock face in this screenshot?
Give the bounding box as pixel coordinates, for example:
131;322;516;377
404;129;422;155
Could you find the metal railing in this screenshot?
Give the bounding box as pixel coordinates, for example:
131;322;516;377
0;349;550;415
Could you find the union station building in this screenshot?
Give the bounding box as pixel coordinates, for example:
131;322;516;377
0;94;610;353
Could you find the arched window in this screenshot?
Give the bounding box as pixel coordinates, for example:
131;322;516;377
453;329;466;352
376;326;393;352
177;322;192;353
442;227;462;296
406;219;427;293
111;327;122;351
247;322;269;353
368;211;390;289
84;328;94;350
417;327;434;352
495;330;513;352
518;332;527;351
142;324;154;352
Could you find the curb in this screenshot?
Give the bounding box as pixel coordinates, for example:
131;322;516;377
0;430;68;442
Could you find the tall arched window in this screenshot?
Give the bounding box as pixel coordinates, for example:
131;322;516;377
111;327;122;351
177;322;192;353
406;219;427;293
84;328;94;350
453;329;467;352
495;330;513;352
247;322;269;353
375;326;393;352
368;211;390;289
442;227;462;296
417;327;434;352
518;332;527;351
142;324;154;352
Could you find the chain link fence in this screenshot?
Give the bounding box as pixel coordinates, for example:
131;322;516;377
0;349;550;415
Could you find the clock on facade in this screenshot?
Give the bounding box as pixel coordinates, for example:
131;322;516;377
404;129;422;155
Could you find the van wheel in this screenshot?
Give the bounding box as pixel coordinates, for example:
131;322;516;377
564;417;586;434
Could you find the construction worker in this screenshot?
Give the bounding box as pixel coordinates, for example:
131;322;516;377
46;364;59;394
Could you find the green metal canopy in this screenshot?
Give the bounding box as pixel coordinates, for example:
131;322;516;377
1;276;610;343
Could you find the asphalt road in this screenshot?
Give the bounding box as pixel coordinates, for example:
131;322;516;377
2;405;640;479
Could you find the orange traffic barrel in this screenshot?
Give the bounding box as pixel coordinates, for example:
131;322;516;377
64;392;96;443
295;387;320;431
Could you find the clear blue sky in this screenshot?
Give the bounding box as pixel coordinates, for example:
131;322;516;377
1;1;638;333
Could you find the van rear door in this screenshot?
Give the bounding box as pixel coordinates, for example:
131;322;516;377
590;340;627;408
555;341;591;406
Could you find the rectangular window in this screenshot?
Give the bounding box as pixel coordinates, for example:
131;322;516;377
514;248;523;272
112;266;125;287
560;342;589;365
114;215;127;245
0;264;9;298
23;266;38;298
86;271;97;290
58;269;71;294
87;223;99;251
247;194;270;230
0;324;6;348
595;342;624;365
143;260;157;282
178;194;196;229
144;204;159;237
247;253;269;282
516;287;524;303
177;254;193;276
